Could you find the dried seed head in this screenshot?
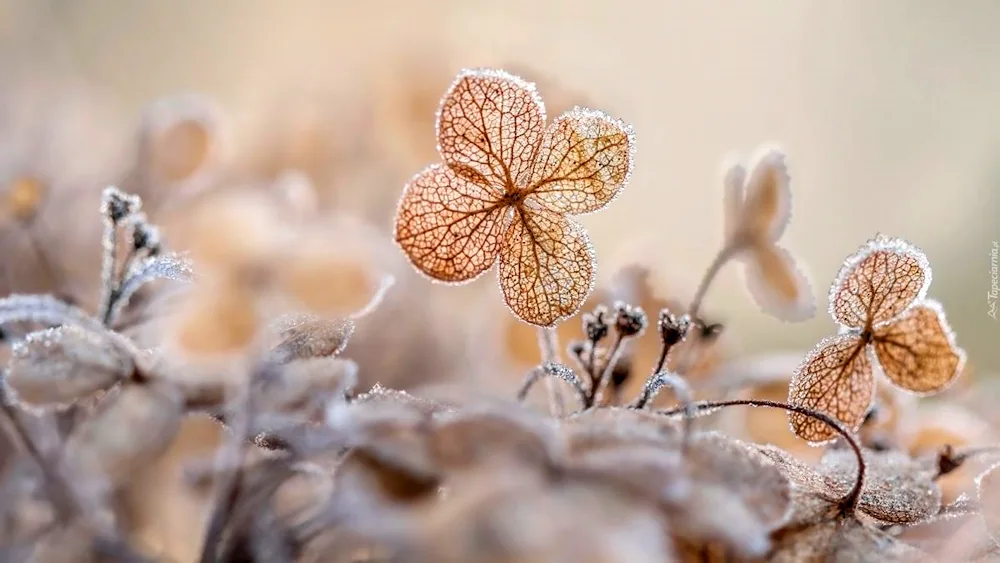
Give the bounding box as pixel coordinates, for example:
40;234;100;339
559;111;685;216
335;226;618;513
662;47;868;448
100;186;141;224
4;325;133;410
127;213;161;254
658;308;690;346
612;301;647;337
583;304;611;343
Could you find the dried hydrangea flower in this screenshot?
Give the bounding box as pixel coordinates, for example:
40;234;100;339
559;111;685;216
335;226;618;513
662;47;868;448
393;68;635;326
978;462;1000;547
719;146;814;321
788;235;966;443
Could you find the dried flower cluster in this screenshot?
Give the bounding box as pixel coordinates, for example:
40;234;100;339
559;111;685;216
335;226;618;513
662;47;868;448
0;65;996;563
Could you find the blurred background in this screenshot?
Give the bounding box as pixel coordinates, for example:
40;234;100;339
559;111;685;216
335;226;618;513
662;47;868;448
2;0;999;373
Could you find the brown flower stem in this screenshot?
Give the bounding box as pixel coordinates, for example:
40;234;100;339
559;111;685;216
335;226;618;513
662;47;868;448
657;399;866;514
687;243;737;320
536;327;565;416
97;216;119;325
590;333;627;408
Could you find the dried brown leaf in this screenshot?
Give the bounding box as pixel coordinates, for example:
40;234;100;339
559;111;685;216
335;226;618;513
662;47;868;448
829;236;930;330
871;300;965;393
788;334;873;443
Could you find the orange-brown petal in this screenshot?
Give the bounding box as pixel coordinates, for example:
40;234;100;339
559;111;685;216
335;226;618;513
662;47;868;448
394;164;507;283
788;333;873;443
871;300;965;394
829;235;930;329
436;69;545;191
498;207;595;327
524;108;633;215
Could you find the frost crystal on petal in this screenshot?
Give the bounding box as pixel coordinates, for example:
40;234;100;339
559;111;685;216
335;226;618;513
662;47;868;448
829;235;931;329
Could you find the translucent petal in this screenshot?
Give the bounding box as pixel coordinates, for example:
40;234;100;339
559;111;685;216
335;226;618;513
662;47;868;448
436;68;546;190
743;243;815;322
394;164;508;283
524;108;634;215
871;300;965;394
741;146;791;243
721;159;746;241
498;207;595;327
788;334;873;443
139;94;220;184
829;235;931;329
977;462;1000;546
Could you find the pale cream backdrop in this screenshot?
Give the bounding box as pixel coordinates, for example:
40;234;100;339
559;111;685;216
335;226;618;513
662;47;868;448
2;0;999;371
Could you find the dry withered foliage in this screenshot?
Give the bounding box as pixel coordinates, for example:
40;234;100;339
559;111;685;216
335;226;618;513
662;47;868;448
0;63;997;563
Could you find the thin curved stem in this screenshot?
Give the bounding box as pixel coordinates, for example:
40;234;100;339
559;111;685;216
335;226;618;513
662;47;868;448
537;327;565;416
687;243;737;320
630;371;695;449
516;364;588;410
657;398;866;514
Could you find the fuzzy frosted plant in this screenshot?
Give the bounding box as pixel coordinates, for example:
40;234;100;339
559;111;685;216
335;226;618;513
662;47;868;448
788;235;966;443
393;68;635;327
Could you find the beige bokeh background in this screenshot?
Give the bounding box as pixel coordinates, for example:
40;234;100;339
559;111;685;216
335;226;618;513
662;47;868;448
3;0;999;371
